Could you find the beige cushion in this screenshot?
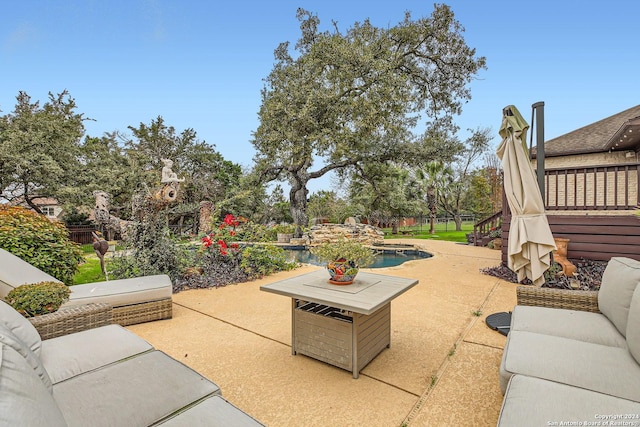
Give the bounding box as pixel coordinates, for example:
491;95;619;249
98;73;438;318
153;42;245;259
0;248;62;297
498;375;640;427
627;285;640;364
157;395;264;426
500;331;640;401
41;324;153;384
53;350;220;427
0;344;67;426
510;305;626;347
0;300;42;356
62;275;172;308
0;324;52;392
598;257;640;336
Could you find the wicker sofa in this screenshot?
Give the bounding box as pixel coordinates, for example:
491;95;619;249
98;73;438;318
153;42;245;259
0;299;263;426
0;248;172;326
497;257;640;426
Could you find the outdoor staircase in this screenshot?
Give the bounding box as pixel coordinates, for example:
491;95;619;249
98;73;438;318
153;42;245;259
471;211;502;246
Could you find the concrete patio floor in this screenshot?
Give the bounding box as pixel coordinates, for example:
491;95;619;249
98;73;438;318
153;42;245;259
127;239;517;426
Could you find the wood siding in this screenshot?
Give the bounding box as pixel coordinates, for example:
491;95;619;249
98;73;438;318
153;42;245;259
502;215;640;263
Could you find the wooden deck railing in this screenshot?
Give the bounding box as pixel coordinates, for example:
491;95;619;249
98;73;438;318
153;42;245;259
544;163;639;210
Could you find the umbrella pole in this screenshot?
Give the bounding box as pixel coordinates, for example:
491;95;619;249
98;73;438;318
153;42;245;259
532;101;545;196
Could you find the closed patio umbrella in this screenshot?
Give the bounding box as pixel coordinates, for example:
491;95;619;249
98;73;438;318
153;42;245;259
497;105;556;286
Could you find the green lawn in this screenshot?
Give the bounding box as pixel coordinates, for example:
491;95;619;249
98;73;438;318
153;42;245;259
383;221;473;243
74;255;108;284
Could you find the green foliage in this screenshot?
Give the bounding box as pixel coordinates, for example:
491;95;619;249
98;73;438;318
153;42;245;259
309;238;374;267
109;204;189;282
0;206;83;284
272;223;296;235
0;91;85;208
5;281;71;318
240;245;297;278
61;207;92;226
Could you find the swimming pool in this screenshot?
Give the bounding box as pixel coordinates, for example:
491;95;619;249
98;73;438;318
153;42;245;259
285;245;432;268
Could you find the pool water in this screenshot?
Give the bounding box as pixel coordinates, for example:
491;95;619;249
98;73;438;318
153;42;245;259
286;248;432;268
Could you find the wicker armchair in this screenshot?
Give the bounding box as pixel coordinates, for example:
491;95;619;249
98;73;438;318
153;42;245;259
28;303;113;340
516;285;600;313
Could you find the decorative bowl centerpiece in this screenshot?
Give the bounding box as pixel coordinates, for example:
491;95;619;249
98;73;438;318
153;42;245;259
309;238;375;285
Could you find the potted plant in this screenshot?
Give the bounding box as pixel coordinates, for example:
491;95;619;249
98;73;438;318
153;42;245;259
273;223;296;243
489;226;502;250
309;238;375;285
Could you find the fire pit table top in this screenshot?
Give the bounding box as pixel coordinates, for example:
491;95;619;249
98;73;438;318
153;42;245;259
260;270;418;315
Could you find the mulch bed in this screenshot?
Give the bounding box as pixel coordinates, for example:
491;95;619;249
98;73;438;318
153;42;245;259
480;258;607;291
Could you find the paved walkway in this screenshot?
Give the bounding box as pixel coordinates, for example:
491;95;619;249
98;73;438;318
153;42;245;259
127;239;517;426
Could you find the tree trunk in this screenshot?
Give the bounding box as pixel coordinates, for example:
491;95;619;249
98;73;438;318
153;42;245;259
289;176;309;238
454;213;462;231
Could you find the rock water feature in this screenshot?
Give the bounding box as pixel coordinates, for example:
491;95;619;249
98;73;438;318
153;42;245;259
302;223;385;246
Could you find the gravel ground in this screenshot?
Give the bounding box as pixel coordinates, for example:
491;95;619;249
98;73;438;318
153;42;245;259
480;258;607;291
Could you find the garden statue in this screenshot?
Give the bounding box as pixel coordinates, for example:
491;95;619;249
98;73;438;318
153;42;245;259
91;231;109;279
93;191;130;240
156;158;183;203
161;158;184;183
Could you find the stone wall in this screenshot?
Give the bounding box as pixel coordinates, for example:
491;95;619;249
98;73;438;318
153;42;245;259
304;223;385;246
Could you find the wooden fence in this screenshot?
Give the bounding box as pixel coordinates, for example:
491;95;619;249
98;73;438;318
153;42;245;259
67;225;96;245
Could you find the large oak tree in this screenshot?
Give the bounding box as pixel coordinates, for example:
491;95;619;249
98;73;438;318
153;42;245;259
252;5;486;235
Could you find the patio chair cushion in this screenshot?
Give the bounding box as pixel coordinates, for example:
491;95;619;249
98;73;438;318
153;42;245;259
0;248;63;298
0;344;67;427
627;285;640;364
509;305;626;347
0;323;53;392
497;375;640;427
598;257;640;337
156;395;265;426
53;350;221;427
500;330;640;401
40;324;153;384
61;275;172;309
0;299;42;356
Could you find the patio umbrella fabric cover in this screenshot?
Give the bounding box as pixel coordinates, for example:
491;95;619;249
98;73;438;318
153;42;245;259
497;105;556;286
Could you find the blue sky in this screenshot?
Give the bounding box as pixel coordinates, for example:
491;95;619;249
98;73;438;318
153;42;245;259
2;1;639;193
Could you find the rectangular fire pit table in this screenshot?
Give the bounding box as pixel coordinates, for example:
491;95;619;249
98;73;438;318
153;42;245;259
260;269;418;378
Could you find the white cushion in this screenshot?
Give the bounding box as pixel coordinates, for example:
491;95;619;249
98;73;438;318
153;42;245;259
0;300;42;356
0;248;62;297
62;275;172;308
41;324;153;384
157;395;264;426
53;350;220;427
500;331;640;401
598;257;640;337
498;375;640;427
511;304;626;347
626;285;640;364
0;344;67;426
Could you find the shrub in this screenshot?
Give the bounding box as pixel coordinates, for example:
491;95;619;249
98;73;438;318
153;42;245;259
0;206;83;284
109;212;189;283
5;281;71;317
240;245;297;278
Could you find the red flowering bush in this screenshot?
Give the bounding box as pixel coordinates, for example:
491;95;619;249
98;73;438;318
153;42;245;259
173;214;296;291
201;214;245;256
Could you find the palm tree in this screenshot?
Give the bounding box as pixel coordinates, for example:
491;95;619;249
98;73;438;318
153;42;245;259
417;161;452;234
